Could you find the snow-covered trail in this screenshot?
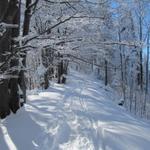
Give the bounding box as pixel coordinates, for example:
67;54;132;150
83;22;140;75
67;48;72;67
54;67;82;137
1;70;150;150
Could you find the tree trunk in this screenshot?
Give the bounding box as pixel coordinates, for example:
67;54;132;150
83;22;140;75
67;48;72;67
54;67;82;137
139;16;143;90
19;0;32;104
118;31;126;103
0;0;20;118
143;30;149;116
9;0;21;113
105;60;108;86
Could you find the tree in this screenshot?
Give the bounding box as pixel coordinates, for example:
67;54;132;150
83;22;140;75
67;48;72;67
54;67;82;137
0;0;20;118
18;0;33;105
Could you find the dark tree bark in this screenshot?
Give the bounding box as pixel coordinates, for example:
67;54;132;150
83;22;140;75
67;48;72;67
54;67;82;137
0;0;10;119
0;0;20;118
139;16;143;91
23;0;32;36
18;0;32;104
9;0;21;113
143;30;149;116
57;53;64;84
104;60;108;86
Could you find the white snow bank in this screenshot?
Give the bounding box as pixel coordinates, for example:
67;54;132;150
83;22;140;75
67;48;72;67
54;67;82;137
0;70;150;150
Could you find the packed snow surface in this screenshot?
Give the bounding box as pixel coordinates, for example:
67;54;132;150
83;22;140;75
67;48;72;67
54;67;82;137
1;70;150;150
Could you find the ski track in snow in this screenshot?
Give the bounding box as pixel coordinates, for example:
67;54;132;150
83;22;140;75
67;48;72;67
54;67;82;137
1;70;150;150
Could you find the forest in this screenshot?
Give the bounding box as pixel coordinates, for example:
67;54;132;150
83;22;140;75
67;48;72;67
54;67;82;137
0;0;149;119
0;0;150;149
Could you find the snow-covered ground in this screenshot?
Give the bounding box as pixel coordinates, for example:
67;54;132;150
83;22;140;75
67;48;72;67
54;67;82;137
1;70;150;150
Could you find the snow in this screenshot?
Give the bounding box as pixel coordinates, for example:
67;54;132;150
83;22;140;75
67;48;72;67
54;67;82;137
1;70;150;150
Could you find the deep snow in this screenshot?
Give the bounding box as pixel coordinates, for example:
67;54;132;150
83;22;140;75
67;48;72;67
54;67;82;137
0;70;150;150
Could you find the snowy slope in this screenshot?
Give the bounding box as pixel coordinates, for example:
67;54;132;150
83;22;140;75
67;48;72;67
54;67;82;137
1;70;150;150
